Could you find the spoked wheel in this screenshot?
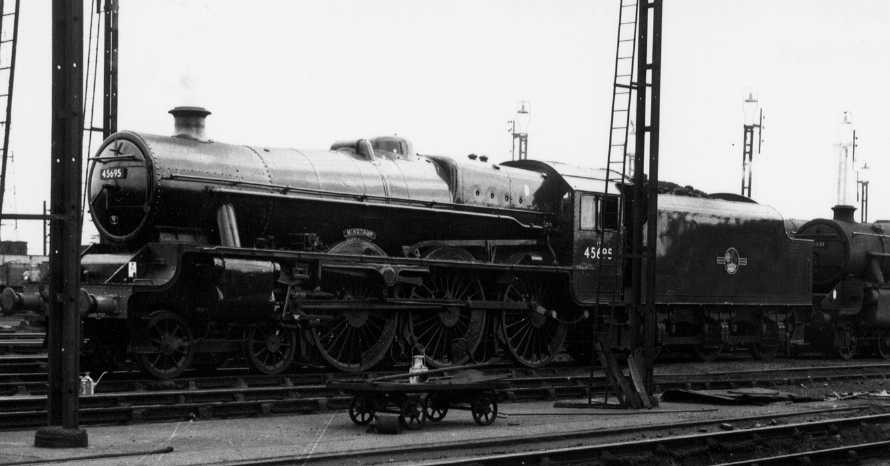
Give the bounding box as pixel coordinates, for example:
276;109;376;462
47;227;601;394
423;393;449;422
399;398;425;430
471;392;498;426
138;310;195;379
311;308;397;372
349;395;375;425
751;319;781;362
695;317;723;362
472;317;499;364
500;276;567;368
312;238;397;372
406;247;486;367
244;322;297;375
877;332;890;360
693;345;722;363
835;325;857;360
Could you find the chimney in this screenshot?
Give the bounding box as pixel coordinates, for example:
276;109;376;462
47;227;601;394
832;204;856;223
169;106;211;141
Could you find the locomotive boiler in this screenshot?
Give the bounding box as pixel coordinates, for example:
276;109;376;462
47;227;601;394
796;206;890;358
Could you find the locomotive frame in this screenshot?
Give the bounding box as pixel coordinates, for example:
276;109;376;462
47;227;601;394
4;107;855;379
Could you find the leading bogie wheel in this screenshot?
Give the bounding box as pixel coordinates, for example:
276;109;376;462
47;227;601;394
423;393;449;422
137;310;195;379
349;395;374;426
471;392;498;426
399;398;425;430
245;322;297;375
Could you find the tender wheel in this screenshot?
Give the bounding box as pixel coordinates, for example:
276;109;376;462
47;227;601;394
693;345;722;362
423;393;449;422
137;310;195;379
406;247;486;368
500;276;567;368
312;239;397;372
695;317;723;362
471;392;498;426
245;322;297;375
878;332;890;360
751;319;780;362
835;325;857;360
349;395;374;426
399;398;425;430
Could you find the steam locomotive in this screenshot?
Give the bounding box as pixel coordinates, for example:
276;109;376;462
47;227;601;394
3;107;886;379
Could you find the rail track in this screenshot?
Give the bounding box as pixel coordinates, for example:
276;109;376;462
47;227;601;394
2;361;890;430
213;406;890;465
420;412;890;465
0;331;43;354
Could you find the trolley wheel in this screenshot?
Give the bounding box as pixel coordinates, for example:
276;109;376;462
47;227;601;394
137;310;194;379
878;332;890;360
471;392;498;426
349;395;374;426
244;322;297;375
399;398;425;430
835;326;857;360
423;394;449;422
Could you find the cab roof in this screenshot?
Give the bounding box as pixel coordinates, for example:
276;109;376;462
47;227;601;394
501;159;619;193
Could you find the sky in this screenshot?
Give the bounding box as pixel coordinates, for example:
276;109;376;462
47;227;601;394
2;0;889;253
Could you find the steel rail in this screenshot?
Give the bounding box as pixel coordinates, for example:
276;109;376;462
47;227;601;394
417;412;890;465
715;439;890;465
4;360;890;403
212;406;884;466
3;361;890;430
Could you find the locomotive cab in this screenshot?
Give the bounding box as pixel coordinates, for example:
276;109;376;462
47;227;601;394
570;191;621;301
500;159;623;303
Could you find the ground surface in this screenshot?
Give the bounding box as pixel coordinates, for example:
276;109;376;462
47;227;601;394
1;396;886;465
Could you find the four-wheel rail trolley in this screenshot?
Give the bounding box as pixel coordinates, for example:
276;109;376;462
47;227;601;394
329;366;509;431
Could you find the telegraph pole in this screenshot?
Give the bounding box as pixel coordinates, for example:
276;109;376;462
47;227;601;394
35;0;86;448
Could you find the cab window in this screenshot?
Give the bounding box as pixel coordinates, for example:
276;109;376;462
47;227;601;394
601;195;619;230
580;193;619;231
580;194;597;230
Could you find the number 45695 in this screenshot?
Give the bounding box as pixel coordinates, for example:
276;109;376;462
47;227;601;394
583;247;613;260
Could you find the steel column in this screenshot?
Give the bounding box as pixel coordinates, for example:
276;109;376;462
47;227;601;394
643;0;662;395
102;0;118;139
35;0;86;448
629;0;661;401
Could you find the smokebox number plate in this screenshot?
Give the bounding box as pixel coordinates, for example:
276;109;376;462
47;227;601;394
100;167;128;180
